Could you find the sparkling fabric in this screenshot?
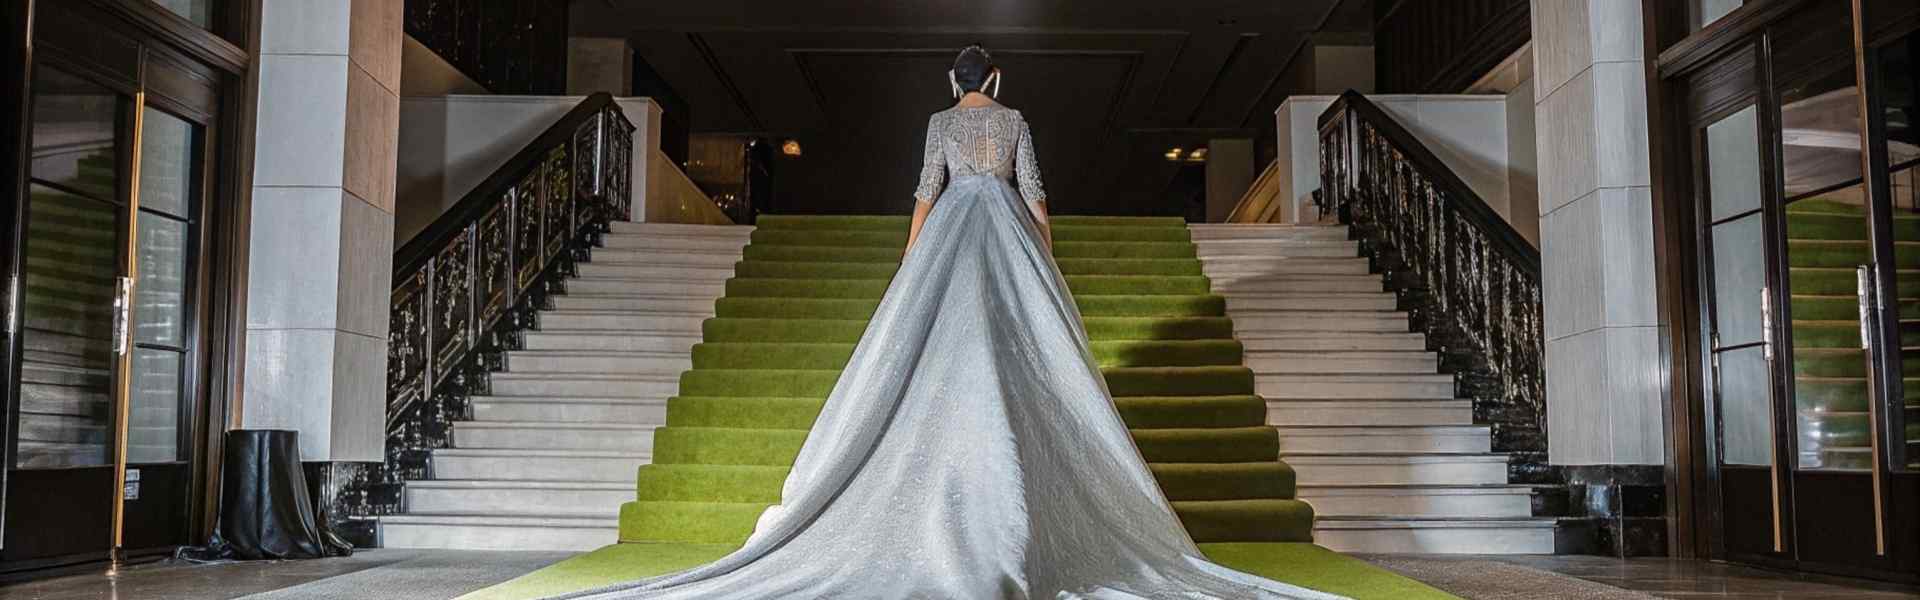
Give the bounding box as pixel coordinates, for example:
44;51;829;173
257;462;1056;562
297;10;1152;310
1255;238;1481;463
915;105;1046;207
555;110;1344;600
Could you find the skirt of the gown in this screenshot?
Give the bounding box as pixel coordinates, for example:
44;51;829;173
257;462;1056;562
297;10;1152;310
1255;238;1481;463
552;175;1345;600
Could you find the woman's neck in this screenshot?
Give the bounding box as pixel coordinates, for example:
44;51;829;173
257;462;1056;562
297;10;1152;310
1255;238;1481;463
955;92;998;108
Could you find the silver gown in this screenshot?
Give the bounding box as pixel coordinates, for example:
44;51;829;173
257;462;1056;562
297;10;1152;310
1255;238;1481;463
556;104;1345;600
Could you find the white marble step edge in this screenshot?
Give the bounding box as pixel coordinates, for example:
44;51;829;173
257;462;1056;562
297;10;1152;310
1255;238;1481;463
377;514;616;552
1299;484;1535;518
1267;399;1475;426
429;447;648;483
1274;425;1491;454
404;480;633;517
1312;517;1558;554
1284;453;1511;486
607;222;755;236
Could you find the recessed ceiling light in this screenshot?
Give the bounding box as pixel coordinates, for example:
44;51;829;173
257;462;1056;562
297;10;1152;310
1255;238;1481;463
781;139;803;157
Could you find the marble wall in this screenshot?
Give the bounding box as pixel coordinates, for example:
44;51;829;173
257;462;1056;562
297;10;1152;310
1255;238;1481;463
1531;0;1664;466
241;0;403;463
1275;95;1513;225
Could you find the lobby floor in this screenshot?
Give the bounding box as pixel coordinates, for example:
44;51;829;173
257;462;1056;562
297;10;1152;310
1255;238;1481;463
0;550;1913;600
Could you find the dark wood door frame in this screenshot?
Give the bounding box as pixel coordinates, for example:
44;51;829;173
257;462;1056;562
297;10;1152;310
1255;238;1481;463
1;0;257;564
1646;0;1920;576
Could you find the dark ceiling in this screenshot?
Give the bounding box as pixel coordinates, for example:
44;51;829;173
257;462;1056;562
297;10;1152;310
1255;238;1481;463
571;0;1371;217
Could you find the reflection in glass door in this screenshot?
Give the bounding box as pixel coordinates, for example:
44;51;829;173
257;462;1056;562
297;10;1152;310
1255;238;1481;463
4;63;204;566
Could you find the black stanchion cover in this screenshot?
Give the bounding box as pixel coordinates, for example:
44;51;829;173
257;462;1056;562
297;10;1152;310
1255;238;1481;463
177;429;353;560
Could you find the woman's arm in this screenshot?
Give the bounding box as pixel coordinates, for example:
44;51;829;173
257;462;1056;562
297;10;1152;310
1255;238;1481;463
906;115;946;256
1015;119;1051;251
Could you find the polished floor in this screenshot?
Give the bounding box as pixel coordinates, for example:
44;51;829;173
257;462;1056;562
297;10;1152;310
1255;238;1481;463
0;550;1913;600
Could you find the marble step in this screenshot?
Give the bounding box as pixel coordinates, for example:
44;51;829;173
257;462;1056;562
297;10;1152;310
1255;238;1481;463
489;372;679;397
576;263;737;281
586;249;741;268
607;222;754;237
1299;484;1535;518
519;331;703;353
1187;224;1349;241
470;395;669;424
1224;294;1397;312
566;278;726;297
1230;312;1410;333
1237;333;1428;352
506;350;692;375
1274;425;1491;454
1286;453;1511;486
1209;276;1382;294
1268;399;1475;426
379;514;616;552
1245;351;1436;374
1200;258;1371;276
1192;239;1358;259
600;233;751;253
404;480;631;517
452;421;656;452
538;310;706;333
1312;517;1557;554
431;448;647;483
1256;374;1455;399
552;294;719;313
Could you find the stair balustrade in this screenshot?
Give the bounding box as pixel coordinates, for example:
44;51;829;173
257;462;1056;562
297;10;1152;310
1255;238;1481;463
1316;91;1550;481
318;93;636;543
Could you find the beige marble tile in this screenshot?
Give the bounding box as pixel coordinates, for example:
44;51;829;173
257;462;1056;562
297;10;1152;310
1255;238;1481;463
253;55;348;188
1591;61;1652;190
241;328;339;460
1599;187;1658;328
1542;190;1604;341
1536;67;1597;213
1530;0;1592;97
330;330;387;463
245;186;343;331
344;63;400;214
335;190;393;340
1586;0;1644;64
1547;328;1604;463
349;0;403;94
261;0;349;56
1602;326;1666;464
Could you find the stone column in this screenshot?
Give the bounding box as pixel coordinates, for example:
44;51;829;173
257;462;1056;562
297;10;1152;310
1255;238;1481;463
1531;0;1666;556
241;0;402;465
1205;139;1256;222
567;37;633;95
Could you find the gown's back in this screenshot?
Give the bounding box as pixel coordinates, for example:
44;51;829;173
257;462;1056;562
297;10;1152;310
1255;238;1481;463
555;103;1345;599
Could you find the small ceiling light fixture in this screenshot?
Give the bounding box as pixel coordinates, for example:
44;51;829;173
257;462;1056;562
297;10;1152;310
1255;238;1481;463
1165;147;1184;161
781;139;803;157
1188;148;1208;162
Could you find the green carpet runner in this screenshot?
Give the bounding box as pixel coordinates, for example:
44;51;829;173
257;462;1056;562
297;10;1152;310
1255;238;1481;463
616;215;1316;545
1786;199;1920;469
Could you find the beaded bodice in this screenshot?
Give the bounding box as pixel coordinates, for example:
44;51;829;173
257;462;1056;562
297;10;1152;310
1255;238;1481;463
913;104;1047;205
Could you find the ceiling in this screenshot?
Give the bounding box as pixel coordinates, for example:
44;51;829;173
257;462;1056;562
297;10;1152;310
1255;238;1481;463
571;0;1371;216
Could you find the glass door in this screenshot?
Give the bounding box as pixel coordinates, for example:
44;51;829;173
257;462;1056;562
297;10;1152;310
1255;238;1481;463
3;58;207;568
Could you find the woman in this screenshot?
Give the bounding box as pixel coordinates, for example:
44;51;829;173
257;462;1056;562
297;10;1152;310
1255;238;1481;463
557;45;1344;600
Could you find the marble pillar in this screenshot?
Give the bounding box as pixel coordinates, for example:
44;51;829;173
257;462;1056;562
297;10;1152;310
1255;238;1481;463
241;0;402;464
1531;0;1666;555
567;37;633;96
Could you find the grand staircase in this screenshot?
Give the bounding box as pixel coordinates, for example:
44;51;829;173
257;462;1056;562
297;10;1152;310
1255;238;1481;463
1191;222;1556;554
379;222;751;550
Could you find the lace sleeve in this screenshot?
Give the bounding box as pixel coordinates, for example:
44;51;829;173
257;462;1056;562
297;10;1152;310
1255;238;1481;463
1015;118;1046;205
913;114;947;204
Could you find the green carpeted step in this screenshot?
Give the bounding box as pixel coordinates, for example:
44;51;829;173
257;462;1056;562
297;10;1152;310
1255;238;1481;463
1793;376;1920;413
635;464;789;503
734;261;896;280
651;425;1279;467
1055;258;1204;276
754;215;907;230
1787;267;1920;296
1791;295;1920;321
617;500;763;544
725;275;1211;298
651;426;808;466
1051;225;1190;242
692;340;1246;371
1133;427;1279;462
1787;211;1920;241
679;369;840;398
1113;395;1269;429
665;395;1270;430
665;397;825;429
712;294;1224;320
1787;239;1920;268
743;244;902;263
1172;499;1316;543
1792;320;1920;349
1793;348;1920;378
1053;241;1196;259
1149;462;1296;501
751;229;905;248
1104;366;1254;396
702;316;1236;343
1051;215;1189;228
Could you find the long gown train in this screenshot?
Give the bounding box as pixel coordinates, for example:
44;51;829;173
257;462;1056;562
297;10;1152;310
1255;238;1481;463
553;109;1344;599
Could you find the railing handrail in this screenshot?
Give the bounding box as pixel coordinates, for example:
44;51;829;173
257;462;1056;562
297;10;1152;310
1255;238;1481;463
394;92;627;278
1317;90;1540;278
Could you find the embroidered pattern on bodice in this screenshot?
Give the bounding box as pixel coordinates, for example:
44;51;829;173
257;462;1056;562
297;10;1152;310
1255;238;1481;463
913;105;1046;205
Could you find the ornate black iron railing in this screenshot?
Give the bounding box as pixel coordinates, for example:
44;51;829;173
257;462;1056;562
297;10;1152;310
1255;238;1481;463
322;93;635;539
1316;91;1549;479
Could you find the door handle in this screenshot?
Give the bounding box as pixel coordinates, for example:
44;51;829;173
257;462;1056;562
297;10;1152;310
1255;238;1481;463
111;276;131;355
1760;287;1775;361
1858;265;1876;351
